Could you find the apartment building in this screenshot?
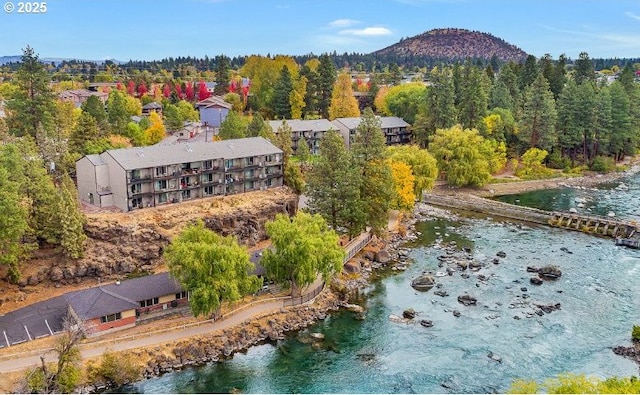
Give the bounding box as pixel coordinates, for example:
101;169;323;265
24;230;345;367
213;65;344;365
268;119;337;154
76;137;284;212
269;117;411;153
331;116;411;148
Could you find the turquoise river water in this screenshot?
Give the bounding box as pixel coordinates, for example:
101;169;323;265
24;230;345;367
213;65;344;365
126;175;640;394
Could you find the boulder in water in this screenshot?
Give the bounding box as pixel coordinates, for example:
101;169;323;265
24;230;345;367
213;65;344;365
411;275;435;291
403;308;416;319
538;265;562;280
530;277;543;285
420;319;433;328
457;294;477;306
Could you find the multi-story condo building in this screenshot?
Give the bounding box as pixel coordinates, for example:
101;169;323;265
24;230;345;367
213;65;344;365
269;117;411;154
268;119;337;155
76;137;284;212
331;116;411;148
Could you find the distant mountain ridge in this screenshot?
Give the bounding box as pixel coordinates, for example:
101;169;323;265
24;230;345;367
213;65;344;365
373;28;528;62
0;56;121;65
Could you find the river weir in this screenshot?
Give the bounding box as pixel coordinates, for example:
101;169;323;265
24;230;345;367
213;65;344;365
127;175;640;394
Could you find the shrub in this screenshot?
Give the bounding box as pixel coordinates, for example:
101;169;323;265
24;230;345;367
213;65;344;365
632;325;640;342
590;156;616;172
546;151;570;170
87;351;142;387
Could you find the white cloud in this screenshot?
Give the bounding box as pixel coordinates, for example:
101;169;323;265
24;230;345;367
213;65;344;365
328;19;360;28
340;27;393;37
625;11;640;21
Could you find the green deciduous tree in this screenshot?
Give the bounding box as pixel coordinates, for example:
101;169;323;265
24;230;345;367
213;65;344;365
383;82;426;124
106;90;131;135
306;130;365;238
163;220;261;317
274;120;293;168
261;212;344;296
296;137;311;164
218;110;247;140
386;145;438;198
81;95;108;133
429;125;492;187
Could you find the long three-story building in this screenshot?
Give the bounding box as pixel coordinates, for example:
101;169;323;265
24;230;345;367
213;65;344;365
76;137;284;212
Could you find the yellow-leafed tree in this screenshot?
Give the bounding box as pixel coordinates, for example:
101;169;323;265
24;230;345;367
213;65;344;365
389;160;415;211
328;72;360;120
144;112;166;145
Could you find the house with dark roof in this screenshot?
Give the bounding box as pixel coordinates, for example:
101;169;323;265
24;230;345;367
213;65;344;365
142;102;163;116
65;272;187;335
267;119;337;155
75;137;284;212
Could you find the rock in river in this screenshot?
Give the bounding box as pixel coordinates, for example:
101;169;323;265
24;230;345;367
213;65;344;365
411;275;435;291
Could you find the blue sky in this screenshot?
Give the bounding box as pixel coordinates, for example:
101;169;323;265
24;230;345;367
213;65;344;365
1;0;639;61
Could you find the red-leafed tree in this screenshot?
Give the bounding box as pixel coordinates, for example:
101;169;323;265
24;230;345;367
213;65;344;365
137;81;148;97
175;83;183;99
127;80;136;96
163;83;171;98
229;80;236;93
198;81;210;101
185;82;195;101
116;81;123;91
242;83;250;105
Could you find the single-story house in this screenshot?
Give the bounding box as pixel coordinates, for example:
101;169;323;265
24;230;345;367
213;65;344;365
65;272;188;336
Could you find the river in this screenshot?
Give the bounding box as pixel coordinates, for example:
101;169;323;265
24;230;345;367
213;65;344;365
126;175;640;394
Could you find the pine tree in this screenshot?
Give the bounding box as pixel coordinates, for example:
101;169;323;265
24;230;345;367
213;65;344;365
328;72;360;120
608;82;634;160
519;73;557;153
316;54;336;119
296;137;311;164
574;52;596;86
5;46;56;139
81;95;108;134
214;55;231;96
272;66;293;119
69;112;100;154
274;121;293;168
458;62;489;130
57;175;87;259
247;112;267;138
414;67;456;147
351;108;394;235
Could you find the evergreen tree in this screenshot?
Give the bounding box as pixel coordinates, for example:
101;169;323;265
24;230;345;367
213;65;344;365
328;72;360;120
608;82;634;160
351;108;394;235
573;52;596;86
458;62;489;130
518;73;557;153
164;104;184;131
414;67;456;147
274;120;293;168
214;55;231;96
306;130;365;238
519;54;539;90
70;112;100;154
5;46;56;139
81;95;108;133
57;174;87;259
218;111;247;140
247;112;267;138
592;86;612;159
556;80;597;163
106;90;131;135
489;78;513;111
272;65;293;119
0;162;30;283
296;137;311;164
316;54;337;118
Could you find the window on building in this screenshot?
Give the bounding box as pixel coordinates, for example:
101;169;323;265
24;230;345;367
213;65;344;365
182;189;191;199
225;159;234;169
246;156;254;166
175;291;188;299
204;186;213;195
204;173;213;183
156;166;167;176
156;179;167;190
158;193;168;203
139;297;159;308
204;160;213;170
100;312;122;323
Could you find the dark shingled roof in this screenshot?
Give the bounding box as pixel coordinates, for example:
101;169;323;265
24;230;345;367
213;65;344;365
65;272;184;320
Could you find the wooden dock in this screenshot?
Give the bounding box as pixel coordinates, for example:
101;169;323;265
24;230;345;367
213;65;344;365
423;192;640;244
